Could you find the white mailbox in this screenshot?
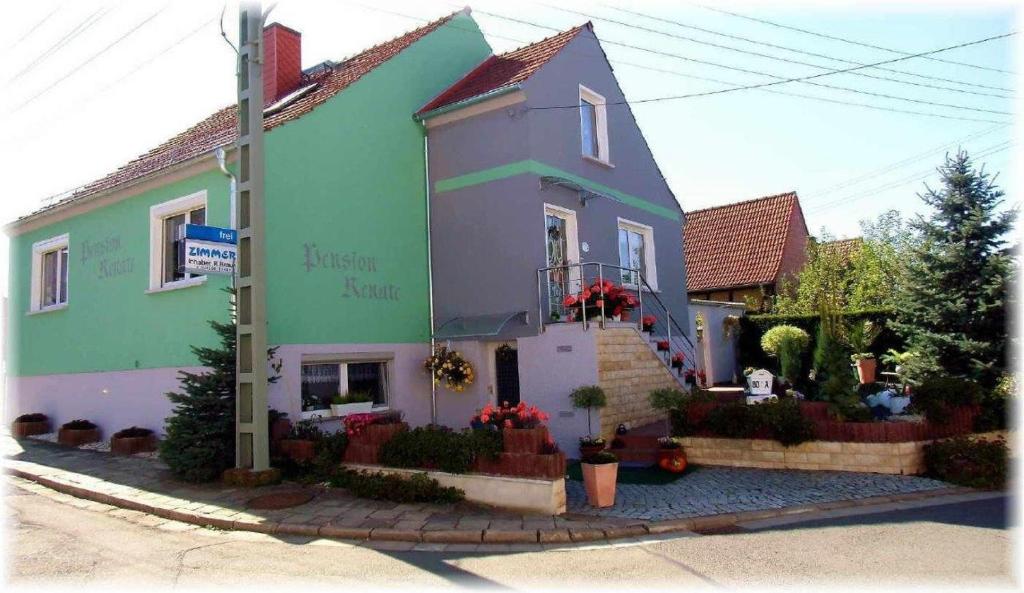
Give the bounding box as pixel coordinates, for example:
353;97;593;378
746;369;778;405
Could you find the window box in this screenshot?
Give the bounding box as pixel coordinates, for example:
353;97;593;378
330;401;373;417
502;426;550;454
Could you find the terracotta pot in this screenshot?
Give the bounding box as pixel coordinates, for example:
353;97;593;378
581;461;618;507
502;426;549;454
58;427;101;447
12;419;50;438
110;433;157;455
280;439;315;462
856;357;877;384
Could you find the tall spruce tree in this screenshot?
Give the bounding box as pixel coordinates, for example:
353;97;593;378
160;304;238;482
893;150;1015;388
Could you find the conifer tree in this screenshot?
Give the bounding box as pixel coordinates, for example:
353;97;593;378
893;151;1015;387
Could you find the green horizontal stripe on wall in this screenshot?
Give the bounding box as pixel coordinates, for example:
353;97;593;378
434;159;681;221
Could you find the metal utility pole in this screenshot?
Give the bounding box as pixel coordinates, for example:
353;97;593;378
234;0;270;472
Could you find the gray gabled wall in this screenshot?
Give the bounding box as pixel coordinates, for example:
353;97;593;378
427;26;690;339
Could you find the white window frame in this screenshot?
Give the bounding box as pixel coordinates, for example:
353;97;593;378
29;233;70;313
148;190;207;292
579;84;610;165
300;356;392;411
617;217;658;291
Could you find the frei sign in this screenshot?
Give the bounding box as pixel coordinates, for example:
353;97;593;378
183;224;237;276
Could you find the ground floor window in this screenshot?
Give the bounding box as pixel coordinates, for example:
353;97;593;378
300;360;389;410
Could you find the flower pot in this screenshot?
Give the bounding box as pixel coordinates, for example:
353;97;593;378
330;401;374;417
12;418;50;438
58;427;101;447
300;409;330;421
502;426;549;454
280;439;315;462
581;461;618;507
110;433;157;455
856;357;877;384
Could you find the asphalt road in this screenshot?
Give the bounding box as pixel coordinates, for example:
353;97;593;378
3;481;1015;590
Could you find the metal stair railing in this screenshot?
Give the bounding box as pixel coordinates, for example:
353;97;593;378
536;262;698;380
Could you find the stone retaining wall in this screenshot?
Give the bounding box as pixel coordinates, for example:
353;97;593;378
679;436;927;475
596;327;677;439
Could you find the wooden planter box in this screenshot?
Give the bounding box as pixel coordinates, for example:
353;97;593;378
110;433;157;455
280;439;316;462
341;422;408;465
502;426;549;454
12;419;50;438
472;451;567;479
58;427;101;447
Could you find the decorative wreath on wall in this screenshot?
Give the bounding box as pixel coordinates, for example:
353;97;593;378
424;346;475;392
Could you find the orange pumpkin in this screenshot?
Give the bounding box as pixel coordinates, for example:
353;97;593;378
658;451;687;473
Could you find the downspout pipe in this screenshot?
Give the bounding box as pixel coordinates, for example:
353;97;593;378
215;146;238;295
422;127;438;425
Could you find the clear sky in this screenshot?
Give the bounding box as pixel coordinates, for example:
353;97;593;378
0;0;1019;295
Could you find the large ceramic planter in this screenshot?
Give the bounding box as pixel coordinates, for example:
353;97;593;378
110;432;157;455
330;401;373;417
12;418;50;438
280;439;315;462
856;357;877;384
58;427;101;447
581;461;619;508
503;426;549;454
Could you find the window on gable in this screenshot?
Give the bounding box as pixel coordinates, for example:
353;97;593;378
31;234;69;312
579;85;609;164
617;219;657;290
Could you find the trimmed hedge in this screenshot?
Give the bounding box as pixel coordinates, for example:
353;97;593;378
739;309;904;378
378;425;502;474
924;436;1007;489
329;468;465;503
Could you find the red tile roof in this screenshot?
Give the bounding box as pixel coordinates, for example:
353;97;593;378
417;23;589;114
22;11;462;222
684;192;806;292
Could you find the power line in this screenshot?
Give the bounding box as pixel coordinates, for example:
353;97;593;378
805;141;1014;214
353;2;1011;125
5;5;63;51
805;124;1009;199
7;6;110;83
603;5;1013;96
519;28;1016;113
12;5;169;113
694;2;1015;75
475;9;1012;117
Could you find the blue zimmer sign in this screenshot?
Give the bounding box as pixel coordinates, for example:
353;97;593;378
183;225;237;276
185;224;237;244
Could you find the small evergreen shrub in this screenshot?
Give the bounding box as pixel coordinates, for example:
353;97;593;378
912;376;982;424
378;425;502;474
924;436;1007;489
761;325;810;357
329;469;465;503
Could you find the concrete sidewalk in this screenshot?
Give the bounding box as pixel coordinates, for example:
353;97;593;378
3;436;975;546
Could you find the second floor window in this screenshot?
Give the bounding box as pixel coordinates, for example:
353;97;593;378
579;85;609;164
162;206;205;285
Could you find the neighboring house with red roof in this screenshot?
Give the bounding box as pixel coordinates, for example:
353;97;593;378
4;11;695;455
684;192;809;310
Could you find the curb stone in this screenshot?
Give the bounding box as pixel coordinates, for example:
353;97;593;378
5;465;975;546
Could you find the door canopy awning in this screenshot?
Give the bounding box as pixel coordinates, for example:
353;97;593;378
540;175;611;207
433;311;529;340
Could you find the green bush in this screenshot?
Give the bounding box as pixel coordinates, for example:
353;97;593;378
649;388;687;411
924;436;1007;489
329;469;465;503
778;338;803;383
667;389;717;437
378;425;502;474
702;400;815;447
760;325;811;357
912;376;982;424
976;373;1015;432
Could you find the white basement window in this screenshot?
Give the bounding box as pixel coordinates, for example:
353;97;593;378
301;360;390;412
579;84;610;164
617;218;657;290
30;233;69;313
149;191;207;291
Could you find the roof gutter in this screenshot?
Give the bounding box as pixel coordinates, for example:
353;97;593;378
414;84;522;122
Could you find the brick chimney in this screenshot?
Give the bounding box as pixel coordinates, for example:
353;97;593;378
263;23;302;104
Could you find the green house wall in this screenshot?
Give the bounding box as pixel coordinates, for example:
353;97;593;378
5;13;492;377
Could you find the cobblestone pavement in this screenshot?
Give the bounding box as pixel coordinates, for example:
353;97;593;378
4;436;958;546
566;466;950;521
